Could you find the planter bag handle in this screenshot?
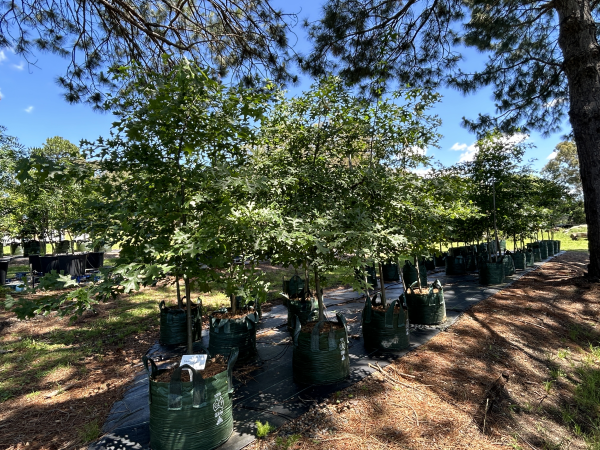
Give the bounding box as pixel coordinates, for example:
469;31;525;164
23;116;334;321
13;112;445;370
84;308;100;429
227;347;239;394
310;320;338;352
385;299;398;329
245;312;258;329
142;355;158;379
336;312;349;344
158;301;166;312
293;316;302;347
408;280;419;294
168;364;206;410
362;293;374;324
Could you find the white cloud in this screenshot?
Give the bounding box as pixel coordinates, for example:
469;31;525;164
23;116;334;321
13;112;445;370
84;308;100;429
0;51;6;63
0;88;3;100
12;61;24;70
544;98;566;108
451;133;529;163
24;106;34;113
411;167;433;177
547;151;557;160
450;142;468;151
409;146;427;156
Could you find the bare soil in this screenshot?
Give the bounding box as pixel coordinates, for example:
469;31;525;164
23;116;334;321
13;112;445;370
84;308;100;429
153;355;228;382
301;321;345;334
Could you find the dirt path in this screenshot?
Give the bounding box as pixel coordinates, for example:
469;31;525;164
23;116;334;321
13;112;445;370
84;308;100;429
252;252;600;450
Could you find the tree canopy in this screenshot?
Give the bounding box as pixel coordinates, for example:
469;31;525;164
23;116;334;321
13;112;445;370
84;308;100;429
0;0;296;107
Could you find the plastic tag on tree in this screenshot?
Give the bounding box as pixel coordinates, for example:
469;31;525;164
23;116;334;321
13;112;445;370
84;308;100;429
181;354;207;371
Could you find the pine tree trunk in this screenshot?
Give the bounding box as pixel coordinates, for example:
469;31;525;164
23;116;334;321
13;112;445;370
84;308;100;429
557;0;600;278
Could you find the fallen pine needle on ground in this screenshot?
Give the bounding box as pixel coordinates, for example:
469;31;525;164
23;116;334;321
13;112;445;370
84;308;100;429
251;252;600;450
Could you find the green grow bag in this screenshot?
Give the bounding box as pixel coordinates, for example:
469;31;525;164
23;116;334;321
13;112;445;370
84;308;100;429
553;240;560;254
445;255;467;275
543;240;555;256
209;311;259;360
283;274;305;298
539;241;548;259
159;301;202;346
56;240;71;254
465;254;477;271
513;251;526;270
292;313;350;385
23;240;41;256
362;296;409;352
557;240;561;252
479;260;505;285
434;253;446;268
356;264;378;289
143;347;238;450
382;262;400;282
402;260;427;286
525;251;534;267
404;280;446;325
424;257;435;271
527;243;542;262
287;297;319;331
502;254;515;276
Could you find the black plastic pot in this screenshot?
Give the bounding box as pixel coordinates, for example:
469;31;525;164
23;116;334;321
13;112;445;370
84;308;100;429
0;259;8;285
58;254;87;277
292;314;350;385
209;310;259;361
362;296;409;352
159;301;202;346
86;252;104;270
142;347;238;450
29;255;42;274
39;256;60;275
287;297;319;331
403;281;446;325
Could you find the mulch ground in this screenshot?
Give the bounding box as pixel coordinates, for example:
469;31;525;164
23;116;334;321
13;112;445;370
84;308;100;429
252;252;599;450
1;252;598;449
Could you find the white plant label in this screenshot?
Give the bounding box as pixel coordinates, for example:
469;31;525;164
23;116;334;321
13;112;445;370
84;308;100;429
213;392;224;426
339;337;346;361
180;354;207;371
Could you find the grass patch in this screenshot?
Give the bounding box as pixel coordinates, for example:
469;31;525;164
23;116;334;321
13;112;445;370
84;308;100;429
77;419;101;443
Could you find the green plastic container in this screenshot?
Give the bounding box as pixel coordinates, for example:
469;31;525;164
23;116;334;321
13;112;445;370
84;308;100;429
479;260;505;285
404;281;446;325
543;240;555;256
557;240;561;252
209;311;258;360
287;297;319;331
362;296;410;352
143;348;238;450
403;260;427;286
527;243;542;262
292;314;350;385
159;301;202;346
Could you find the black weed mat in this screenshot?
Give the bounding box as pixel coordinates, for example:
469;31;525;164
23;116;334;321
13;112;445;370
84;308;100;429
89;255;560;450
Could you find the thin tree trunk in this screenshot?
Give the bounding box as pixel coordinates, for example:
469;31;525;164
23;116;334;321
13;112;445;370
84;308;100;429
314;266;325;322
414;255;423;290
176;276;183;309
492;181;501;257
378;263;387;307
185;276;193;354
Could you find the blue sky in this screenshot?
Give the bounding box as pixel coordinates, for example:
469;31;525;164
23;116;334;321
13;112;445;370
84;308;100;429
0;1;568;170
